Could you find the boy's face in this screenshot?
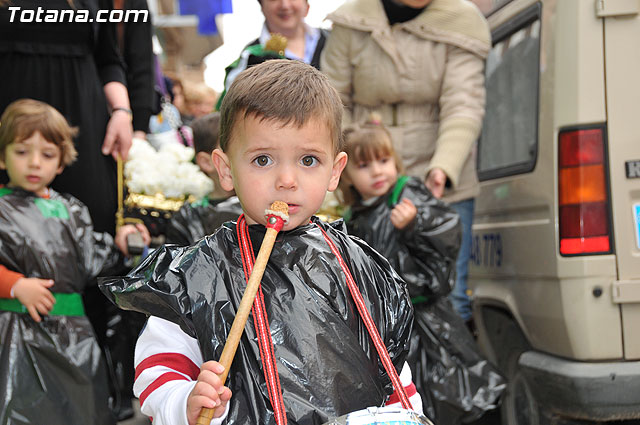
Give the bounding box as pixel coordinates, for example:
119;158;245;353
188;98;216;119
213;114;347;230
344;156;398;201
0;131;63;197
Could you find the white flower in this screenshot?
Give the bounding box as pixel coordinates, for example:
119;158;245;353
128;137;157;161
159;142;195;163
124;138;214;200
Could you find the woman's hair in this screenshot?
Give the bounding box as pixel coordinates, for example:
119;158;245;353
0;99;78;166
338;113;404;206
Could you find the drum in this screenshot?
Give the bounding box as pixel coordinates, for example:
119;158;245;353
322;406;435;425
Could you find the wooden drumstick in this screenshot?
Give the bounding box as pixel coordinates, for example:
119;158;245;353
196;201;289;425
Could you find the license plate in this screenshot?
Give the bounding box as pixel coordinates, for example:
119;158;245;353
634;203;640;250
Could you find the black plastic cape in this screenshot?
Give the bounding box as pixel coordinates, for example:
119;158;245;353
100;217;414;424
165;195;243;245
346;177;505;423
346;176;460;299
0;187;119;425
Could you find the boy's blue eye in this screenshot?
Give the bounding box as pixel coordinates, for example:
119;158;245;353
301;156;318;167
253;155;272;167
357;162;369;169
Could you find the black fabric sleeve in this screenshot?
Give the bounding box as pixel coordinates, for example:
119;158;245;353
123;0;154;132
95;0;126;86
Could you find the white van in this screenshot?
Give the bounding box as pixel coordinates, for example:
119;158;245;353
469;0;640;424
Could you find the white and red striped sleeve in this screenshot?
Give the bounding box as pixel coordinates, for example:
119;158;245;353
384;362;424;415
133;316;229;425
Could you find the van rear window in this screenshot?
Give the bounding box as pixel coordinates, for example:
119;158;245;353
478;4;540;181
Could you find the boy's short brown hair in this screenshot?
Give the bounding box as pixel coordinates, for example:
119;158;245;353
191;112;221;154
219;59;343;154
0;98;78;166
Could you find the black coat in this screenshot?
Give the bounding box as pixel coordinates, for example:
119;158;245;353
0;0;126;234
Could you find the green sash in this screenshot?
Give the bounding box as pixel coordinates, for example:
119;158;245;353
0;292;85;316
387;175;410;207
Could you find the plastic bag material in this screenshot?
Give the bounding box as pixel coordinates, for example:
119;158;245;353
344;178;505;423
409;298;506;423
165;195;243;245
0;187;119;425
346;176;461;299
322;406;434;425
100;217;414;424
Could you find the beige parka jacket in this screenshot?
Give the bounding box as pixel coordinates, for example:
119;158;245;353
321;0;490;203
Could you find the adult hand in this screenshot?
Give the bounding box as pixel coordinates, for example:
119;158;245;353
187;361;232;425
102;109;133;161
12;277;55;322
425;167;447;199
133;130;147;140
390;198;418;230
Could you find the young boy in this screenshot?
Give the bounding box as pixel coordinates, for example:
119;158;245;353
182;81;218;125
0;98;149;425
165;112;242;246
100;60;422;425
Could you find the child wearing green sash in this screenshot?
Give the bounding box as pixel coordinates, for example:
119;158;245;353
338;114;505;424
0;99;149;425
338;113;461;299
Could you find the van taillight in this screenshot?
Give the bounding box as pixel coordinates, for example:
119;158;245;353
558;127;611;255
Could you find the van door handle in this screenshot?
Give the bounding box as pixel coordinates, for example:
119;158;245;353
596;0;639;17
612;280;640;303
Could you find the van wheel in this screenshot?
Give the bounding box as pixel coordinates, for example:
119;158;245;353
502;352;544;425
482;307;550;425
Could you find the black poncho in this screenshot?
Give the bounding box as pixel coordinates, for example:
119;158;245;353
165;195;243;245
346;176;505;423
0;187;120;425
100;217;414;424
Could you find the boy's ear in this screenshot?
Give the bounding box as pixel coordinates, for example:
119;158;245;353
195;151;216;176
339;169;352;186
328;152;348;192
211;148;235;192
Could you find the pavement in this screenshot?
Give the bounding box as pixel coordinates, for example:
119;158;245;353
117;399;150;425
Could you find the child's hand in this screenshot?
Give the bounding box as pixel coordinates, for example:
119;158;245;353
187;361;232;425
115;223;151;256
12;277;55;322
390;198;418;230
